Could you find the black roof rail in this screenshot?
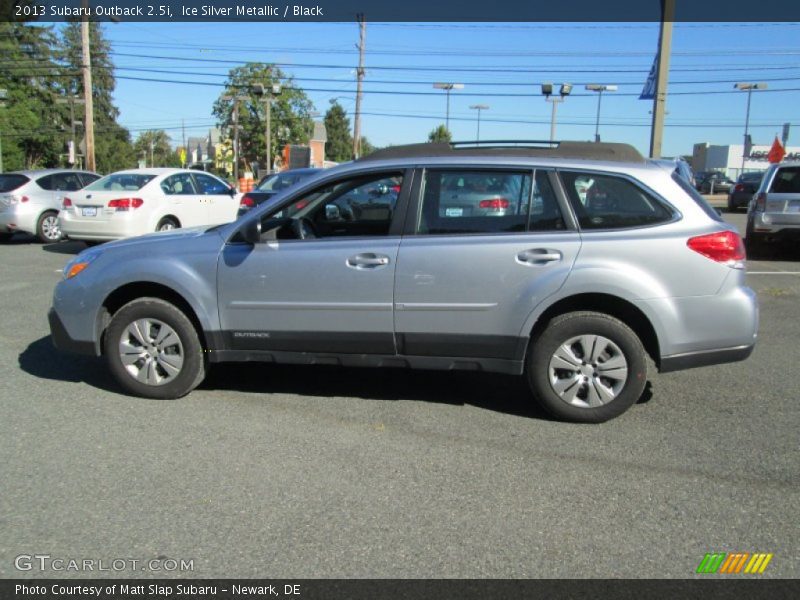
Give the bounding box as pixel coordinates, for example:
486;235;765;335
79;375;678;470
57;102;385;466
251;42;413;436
358;140;645;163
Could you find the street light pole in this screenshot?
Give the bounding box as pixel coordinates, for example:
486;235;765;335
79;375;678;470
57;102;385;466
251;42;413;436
0;88;6;172
469;104;489;141
735;82;767;176
541;83;572;142
585;84;617;142
433;82;464;134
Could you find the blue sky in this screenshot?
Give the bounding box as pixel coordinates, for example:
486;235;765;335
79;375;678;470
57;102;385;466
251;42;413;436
85;21;800;157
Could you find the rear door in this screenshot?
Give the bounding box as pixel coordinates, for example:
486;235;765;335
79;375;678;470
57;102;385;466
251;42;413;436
192;172;237;224
160;172;207;226
49;172;85;210
394;167;581;362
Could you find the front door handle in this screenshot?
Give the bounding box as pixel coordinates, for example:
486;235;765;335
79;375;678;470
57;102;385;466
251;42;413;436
347;253;390;270
516;249;562;265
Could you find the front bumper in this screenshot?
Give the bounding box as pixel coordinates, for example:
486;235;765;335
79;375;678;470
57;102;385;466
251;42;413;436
48;308;98;356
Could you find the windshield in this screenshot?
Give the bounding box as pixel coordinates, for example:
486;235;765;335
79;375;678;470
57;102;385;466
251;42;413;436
85;173;156;192
257;171;314;193
0;174;30;192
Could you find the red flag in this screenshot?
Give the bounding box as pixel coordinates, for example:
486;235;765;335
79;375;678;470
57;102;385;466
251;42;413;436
767;136;786;163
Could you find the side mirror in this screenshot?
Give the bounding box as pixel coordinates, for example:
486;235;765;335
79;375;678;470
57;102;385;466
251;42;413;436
228;186;237;197
241;218;261;244
325;204;341;220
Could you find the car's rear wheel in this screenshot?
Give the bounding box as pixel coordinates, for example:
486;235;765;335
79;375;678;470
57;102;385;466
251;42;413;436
0;232;13;243
527;311;647;423
37;211;62;243
156;217;179;232
104;298;205;399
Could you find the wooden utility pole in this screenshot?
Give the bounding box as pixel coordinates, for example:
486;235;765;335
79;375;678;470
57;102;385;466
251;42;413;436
353;14;366;159
81;12;96;171
649;0;674;158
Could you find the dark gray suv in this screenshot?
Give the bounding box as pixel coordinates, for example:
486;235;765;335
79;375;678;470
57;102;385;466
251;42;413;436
49;142;758;423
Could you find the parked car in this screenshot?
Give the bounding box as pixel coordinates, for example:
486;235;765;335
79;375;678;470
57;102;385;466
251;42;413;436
49;141;757;423
728;171;764;212
746;161;800;252
237;168;322;216
695;171;734;194
0;169;100;242
59;168;238;242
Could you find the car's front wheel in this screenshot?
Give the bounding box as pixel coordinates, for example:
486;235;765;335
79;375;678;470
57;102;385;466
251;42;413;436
527;311;647;423
104;298;205;399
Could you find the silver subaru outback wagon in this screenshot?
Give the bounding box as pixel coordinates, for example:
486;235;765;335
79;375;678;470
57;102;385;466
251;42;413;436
49;141;758;423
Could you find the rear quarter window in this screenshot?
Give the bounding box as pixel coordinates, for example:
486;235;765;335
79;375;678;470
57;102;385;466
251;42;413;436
671;172;723;222
0;174;31;192
560;171;675;229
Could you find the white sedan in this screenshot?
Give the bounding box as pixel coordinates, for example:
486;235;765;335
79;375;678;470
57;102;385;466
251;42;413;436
59;168;239;242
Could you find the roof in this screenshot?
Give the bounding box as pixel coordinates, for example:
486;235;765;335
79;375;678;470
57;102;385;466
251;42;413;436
358;140;645;164
8;168;97;177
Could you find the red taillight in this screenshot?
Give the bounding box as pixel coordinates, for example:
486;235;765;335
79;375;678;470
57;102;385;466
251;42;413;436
108;198;144;211
391;185;401;194
239;194;255;208
734;183;744;192
62;197;73;209
478;197;510;210
687;231;745;264
293;199;310;210
754;192;767;212
20;195;29;203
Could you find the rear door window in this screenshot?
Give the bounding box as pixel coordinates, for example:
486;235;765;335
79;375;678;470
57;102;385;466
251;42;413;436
560;171;675;229
50;172;84;191
416;170;564;235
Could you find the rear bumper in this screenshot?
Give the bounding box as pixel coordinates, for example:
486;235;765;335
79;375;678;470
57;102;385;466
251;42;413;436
59;211;144;241
48;308;98;356
660;344;754;373
0;208;37;234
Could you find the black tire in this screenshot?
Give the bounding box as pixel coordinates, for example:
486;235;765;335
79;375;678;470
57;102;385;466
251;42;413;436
156;217;179;232
36;210;62;243
527;311;647;423
0;232;13;243
104;297;205;399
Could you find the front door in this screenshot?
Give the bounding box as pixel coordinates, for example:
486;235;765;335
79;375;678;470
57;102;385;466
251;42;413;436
217;170;409;355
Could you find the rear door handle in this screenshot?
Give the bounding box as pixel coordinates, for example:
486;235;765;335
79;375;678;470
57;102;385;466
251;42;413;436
347;253;390;270
516;249;562;265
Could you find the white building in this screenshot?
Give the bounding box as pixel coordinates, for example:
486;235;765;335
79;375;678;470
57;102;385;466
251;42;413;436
691;143;800;179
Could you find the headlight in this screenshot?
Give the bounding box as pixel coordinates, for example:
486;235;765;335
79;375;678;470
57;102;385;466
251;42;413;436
63;249;102;280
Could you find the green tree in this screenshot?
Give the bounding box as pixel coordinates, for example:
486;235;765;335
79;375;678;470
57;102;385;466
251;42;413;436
134;130;179;168
359;136;376;157
212;63;314;172
427;124;452;143
0;21;63;169
59;22;135;172
323;100;353;162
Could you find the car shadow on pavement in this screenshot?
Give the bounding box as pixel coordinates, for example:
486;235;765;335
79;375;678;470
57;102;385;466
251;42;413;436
19;336;118;393
42;240;90;255
202;362;552;420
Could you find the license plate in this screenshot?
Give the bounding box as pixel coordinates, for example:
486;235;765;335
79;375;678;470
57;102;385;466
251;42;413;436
445;207;463;217
82;207;97;217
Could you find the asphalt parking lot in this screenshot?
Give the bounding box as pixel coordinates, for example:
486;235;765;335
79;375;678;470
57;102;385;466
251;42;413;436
0;208;798;579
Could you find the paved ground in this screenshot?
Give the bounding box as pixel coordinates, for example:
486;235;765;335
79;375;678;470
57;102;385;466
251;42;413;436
0;213;798;579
